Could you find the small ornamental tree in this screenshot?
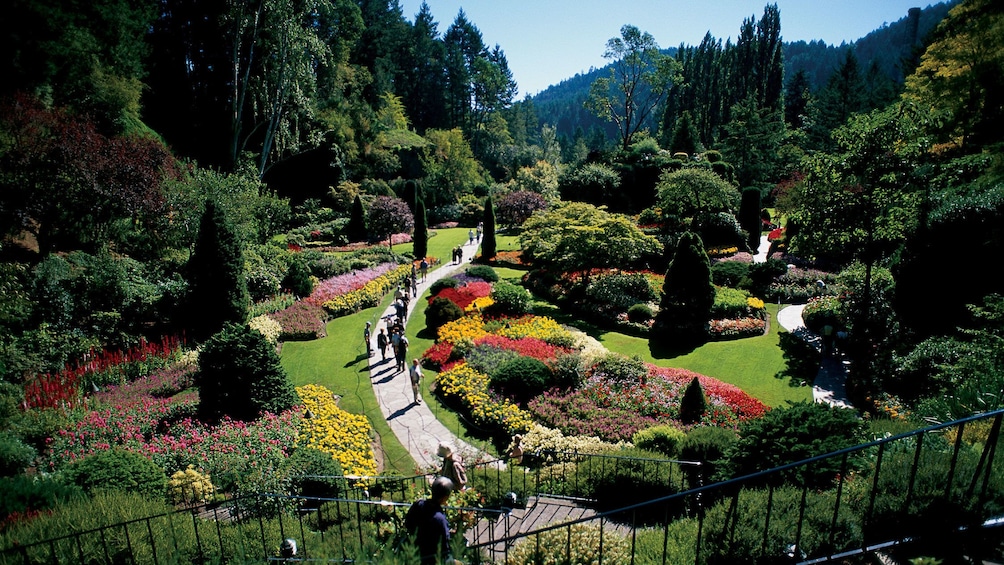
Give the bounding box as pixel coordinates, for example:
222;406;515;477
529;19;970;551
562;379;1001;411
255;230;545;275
481;194;497;260
652;231;715;346
196;322;298;423
347;195;367;242
678;376;708;424
367;196;414;251
414;196;429;259
496;190;548;228
187;200;249;342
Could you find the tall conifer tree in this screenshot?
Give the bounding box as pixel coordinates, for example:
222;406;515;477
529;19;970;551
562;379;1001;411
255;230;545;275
652;231;714;347
347;194;367;242
414;196;429;260
187;200;249;342
481;195;497;260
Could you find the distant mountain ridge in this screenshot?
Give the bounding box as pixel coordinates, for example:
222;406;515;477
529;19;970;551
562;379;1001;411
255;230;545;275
530;1;958;137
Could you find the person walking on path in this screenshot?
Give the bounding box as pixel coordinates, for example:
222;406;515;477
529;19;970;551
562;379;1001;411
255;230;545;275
467;229;474;245
405;476;456;565
420;258;429;282
437;443;467;492
409;358;424;404
377;328;389;361
363;321;372;356
395;334;409;373
411;274;418;296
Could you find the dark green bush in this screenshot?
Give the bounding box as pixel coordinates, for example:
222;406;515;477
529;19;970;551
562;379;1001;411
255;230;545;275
425;296;465;334
679;377;708;424
699;486;862;564
0;475;83;522
585;273;656;312
711;260;750;287
590;353;647;385
491;356;552;404
574;446;684;522
723;402;866;488
0;432;36;476
632;425;686;457
465;264;498;282
286;447;345;501
679;426;737;487
281;257;314;298
196;322;298;423
429;277;459;296
486;280;531;317
61;448;167;500
627;303;654;323
550;352;586;390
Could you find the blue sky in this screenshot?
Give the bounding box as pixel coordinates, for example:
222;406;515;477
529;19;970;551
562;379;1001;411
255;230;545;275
399;0;944;98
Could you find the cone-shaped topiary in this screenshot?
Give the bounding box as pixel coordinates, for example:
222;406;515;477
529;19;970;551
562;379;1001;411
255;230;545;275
481;195;497;260
679;376;708;424
187;200;249;343
347;194;367;243
414;196;429;260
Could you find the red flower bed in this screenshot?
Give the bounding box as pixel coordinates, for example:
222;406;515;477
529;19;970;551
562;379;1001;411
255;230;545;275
422;342;455;370
472;334;569;364
428;281;492;310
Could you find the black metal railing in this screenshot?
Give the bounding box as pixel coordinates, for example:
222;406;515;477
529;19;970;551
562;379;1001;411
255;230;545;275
467;409;1004;564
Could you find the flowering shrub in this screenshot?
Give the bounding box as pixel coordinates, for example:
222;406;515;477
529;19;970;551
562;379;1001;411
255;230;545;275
435;363;532;436
270;301;327;341
249;314;282;344
321;264;412;318
296;384;377;477
708;317;767;339
169;465;216;504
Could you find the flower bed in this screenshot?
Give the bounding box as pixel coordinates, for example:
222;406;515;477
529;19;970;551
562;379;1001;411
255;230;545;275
296;384;377;477
319;264;412;318
306;262;399;306
435;363;533;437
429;281;493;310
270;301;327;341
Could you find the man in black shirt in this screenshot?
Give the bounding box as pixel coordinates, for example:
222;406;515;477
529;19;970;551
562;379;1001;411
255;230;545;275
405;476;455;564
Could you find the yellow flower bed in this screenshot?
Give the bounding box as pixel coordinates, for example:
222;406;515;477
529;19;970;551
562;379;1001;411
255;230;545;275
465;295;495;313
436;363;532;436
437;315;488;347
322;264;412;318
296;384;378;477
747;297;765;310
497;315;574;346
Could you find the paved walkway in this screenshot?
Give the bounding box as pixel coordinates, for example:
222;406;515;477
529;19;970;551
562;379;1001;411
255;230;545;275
776;304;853;409
366;238;491;473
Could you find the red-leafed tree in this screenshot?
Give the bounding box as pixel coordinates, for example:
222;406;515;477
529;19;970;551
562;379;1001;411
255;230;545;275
496;190;547;228
366;196;414;251
0;93;178;254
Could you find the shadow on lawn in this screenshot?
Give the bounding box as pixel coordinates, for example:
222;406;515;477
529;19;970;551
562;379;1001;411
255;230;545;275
344;353;368;368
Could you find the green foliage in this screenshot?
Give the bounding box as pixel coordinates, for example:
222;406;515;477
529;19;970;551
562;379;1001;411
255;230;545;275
281;257;314;299
0;475;83;522
347;194;368;243
657;168;740;220
699;486;862;564
573;447;683;519
520;202;661;272
669;110;703;155
776;331;822;388
801;295;843;333
653;231;715;345
724;402;866;487
632;424;686;457
558;162;621;206
413;198;429;259
586;272;656;312
196;322;297;423
425;297;465;335
481;195;497;259
627;303;654;323
505;522;632;564
679;426;737;486
61;448;167;500
679;377;708;424
0;432;36;477
286;447;345;500
694;211;745;250
187;200;249;342
465;264;498;282
590;352;649;384
711;260;750;287
486;280;532;317
491;356;552;404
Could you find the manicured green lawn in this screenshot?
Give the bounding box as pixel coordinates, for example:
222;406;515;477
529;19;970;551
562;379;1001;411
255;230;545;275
531;299;811;408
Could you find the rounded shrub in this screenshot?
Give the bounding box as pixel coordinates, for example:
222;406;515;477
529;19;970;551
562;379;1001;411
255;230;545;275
491;356;553;404
0;432;36;477
429;277;459;296
281;257;314;298
632;425;686;457
486;280;531;317
627;303;654;323
802;295;843;333
168;465;216;505
679;426;737;486
464;264;498;283
426;296;465;335
61;448;168;500
505;522;631;564
590;353;648;384
575;446;684;521
0;474;83;520
711;260;750;287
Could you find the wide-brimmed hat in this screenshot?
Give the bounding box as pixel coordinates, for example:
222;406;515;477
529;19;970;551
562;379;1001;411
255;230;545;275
436;442;454;458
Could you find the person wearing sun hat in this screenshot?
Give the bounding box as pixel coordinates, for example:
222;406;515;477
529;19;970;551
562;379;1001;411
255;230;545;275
436;442;467;492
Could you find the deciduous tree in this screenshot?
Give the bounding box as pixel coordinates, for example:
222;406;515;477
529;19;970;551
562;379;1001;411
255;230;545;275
367;196;414;251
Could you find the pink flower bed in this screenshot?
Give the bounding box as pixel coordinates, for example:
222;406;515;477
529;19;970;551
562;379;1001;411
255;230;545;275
306;262;398;306
271;301;327;340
